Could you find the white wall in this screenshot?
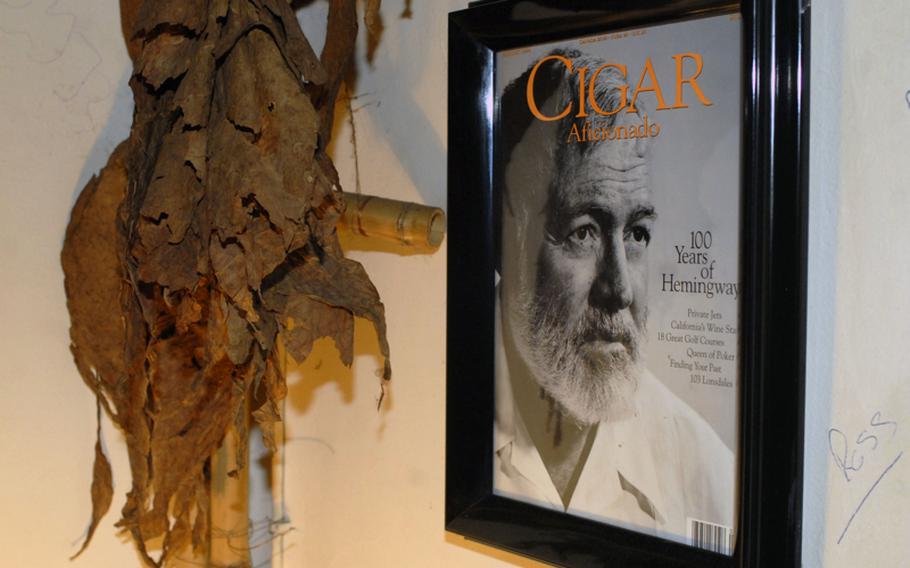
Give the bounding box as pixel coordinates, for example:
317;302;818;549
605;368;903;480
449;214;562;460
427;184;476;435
802;1;910;566
0;1;907;567
0;1;137;566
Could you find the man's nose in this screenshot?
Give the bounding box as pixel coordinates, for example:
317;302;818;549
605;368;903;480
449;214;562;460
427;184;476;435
590;233;633;313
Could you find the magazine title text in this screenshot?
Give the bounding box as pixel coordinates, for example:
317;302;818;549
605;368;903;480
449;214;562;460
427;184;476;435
526;53;714;143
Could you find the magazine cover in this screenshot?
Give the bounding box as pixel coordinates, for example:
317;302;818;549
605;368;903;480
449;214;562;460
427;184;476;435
492;13;742;554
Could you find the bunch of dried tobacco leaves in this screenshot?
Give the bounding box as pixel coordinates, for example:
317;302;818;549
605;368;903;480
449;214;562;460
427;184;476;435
61;1;387;565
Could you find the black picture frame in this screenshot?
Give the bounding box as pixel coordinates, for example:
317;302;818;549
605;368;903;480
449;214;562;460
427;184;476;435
446;0;809;567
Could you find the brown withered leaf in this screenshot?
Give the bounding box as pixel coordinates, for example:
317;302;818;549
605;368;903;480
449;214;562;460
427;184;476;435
119;0;144;61
63;1;389;565
159;470;202;558
191;469;209;552
131;0;208;40
61;142;129;417
70;400;113;560
263;251;391;379
364;0;383;63
263;0;328;85
283;297;355;366
251;357;286;452
365;0;382;34
316;0;357;146
135;34;196;92
252;399;283;452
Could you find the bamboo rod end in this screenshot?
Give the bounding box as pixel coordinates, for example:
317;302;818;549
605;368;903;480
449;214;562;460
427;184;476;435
426;209;446;248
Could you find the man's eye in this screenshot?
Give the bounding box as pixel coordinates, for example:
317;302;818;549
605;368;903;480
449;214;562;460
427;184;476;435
567;224;598;244
627;226;651;244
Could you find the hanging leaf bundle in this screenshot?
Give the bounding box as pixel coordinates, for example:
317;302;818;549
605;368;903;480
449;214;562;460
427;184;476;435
61;0;387;565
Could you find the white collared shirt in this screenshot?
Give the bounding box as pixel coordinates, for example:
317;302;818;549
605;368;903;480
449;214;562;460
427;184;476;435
493;305;737;548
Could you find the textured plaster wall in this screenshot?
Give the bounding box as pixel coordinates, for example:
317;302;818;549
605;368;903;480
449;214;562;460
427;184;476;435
0;0;907;567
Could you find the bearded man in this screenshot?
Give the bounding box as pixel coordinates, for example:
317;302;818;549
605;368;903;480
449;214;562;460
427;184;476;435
494;50;735;546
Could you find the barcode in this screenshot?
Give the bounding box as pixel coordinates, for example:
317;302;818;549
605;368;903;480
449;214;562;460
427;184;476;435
687;518;734;555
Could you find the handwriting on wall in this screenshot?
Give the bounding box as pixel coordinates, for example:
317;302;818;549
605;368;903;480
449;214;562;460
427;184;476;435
828;411;903;544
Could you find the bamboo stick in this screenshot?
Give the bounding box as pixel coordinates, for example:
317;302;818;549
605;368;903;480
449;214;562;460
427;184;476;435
209;399;252;568
338;193;446;248
270;350;289;567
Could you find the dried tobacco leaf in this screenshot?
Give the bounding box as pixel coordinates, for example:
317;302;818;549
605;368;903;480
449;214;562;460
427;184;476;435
63;1;388;565
364;0;383;63
316;0;357;146
365;0;382;34
70;401;114;561
62;142;130;417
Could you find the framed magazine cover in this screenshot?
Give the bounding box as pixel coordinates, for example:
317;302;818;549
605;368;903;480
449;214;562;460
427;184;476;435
446;1;809;567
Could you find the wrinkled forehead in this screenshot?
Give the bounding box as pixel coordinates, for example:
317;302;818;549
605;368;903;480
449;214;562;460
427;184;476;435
505;117;652;219
556;136;652;211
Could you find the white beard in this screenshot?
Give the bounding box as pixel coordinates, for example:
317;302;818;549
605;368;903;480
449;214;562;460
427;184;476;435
511;288;645;425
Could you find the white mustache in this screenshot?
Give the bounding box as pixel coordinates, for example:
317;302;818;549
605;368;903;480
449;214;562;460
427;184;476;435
531;297;644;362
573;308;642;356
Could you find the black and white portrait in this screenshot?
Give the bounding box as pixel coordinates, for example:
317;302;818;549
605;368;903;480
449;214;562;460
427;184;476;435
493;15;742;553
